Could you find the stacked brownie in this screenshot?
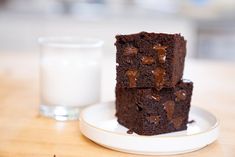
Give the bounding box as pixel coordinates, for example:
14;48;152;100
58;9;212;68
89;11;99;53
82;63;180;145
115;32;193;135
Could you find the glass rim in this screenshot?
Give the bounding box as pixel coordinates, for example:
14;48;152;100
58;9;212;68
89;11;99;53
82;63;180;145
38;36;104;48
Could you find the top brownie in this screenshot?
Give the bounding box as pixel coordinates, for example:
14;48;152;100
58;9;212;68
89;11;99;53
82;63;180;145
116;32;186;90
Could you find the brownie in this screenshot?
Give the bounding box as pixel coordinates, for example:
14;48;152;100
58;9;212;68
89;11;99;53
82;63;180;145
115;32;186;90
115;80;193;135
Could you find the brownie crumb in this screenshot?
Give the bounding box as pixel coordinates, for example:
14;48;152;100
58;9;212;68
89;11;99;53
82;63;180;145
188;120;195;124
127;129;134;134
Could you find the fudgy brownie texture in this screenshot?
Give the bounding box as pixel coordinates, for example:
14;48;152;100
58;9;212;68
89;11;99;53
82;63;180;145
115;32;186;90
115;80;193;135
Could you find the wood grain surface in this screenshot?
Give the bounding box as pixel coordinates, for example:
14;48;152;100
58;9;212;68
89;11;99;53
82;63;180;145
0;53;235;157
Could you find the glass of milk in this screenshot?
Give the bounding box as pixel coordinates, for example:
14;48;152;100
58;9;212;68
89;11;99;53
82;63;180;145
38;37;103;121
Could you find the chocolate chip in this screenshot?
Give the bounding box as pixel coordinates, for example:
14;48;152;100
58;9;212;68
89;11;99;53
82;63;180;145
163;101;175;120
146;115;160;124
171;117;184;129
153;44;167;63
175;90;187;101
152;68;165;89
141;56;154;65
124;46;138;56
126;69;138;87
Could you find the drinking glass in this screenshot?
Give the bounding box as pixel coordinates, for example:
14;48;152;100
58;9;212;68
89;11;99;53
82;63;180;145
38;37;103;120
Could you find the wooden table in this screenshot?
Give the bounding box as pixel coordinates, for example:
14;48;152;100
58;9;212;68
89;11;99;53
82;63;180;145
0;53;235;157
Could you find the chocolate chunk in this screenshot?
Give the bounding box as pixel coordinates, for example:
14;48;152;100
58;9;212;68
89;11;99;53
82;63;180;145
171;117;184;129
126;69;138;87
175;90;187;101
124;46;138;56
146;115;160;124
127;129;134;134
153;44;167;63
141;56;154;65
163;101;175;120
152;68;165;89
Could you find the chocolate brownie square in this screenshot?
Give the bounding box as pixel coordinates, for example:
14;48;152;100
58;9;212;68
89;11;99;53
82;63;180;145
115;32;186;90
115;80;193;135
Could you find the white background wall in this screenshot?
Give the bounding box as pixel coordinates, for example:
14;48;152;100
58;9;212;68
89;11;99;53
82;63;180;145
0;14;196;58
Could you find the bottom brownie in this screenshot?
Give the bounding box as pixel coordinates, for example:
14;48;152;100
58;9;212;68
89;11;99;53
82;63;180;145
115;80;193;135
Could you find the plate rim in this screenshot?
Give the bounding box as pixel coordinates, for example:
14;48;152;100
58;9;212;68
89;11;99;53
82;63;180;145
98;143;205;155
79;101;220;139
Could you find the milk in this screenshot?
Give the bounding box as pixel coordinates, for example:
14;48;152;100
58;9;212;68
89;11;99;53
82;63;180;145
40;46;102;107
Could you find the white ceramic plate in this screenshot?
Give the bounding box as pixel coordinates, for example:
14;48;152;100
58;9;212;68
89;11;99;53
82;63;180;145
79;102;219;155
